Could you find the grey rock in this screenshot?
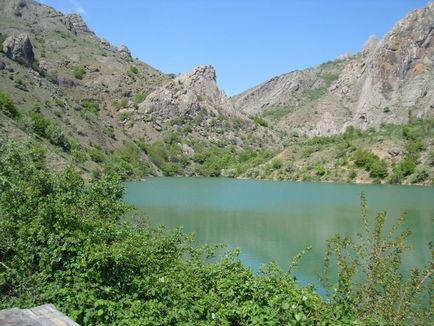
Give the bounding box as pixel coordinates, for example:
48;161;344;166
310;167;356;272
5;0;28;17
2;33;34;66
138;65;238;122
118;44;131;57
180;143;195;158
65;13;94;35
232;3;434;136
0;304;79;326
362;35;379;53
388;147;401;156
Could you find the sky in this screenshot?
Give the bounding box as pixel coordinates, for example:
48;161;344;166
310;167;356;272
41;0;429;96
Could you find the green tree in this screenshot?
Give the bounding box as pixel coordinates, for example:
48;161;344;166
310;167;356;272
0;91;19;118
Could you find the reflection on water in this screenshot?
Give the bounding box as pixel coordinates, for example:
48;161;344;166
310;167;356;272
125;178;434;286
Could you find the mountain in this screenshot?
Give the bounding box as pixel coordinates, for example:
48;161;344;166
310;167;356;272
0;0;276;178
0;0;433;184
232;3;434;136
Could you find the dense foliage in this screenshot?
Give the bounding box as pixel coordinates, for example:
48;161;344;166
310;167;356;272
0;140;432;325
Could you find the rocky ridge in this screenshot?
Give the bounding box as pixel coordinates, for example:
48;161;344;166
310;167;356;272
232;3;434;136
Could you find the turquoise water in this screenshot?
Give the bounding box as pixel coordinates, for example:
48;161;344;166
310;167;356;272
124;177;433;286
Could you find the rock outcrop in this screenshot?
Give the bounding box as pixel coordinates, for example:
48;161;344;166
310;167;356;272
138;65;235;121
65;13;94;36
0;304;79;326
232;3;434;136
118;44;131;57
2;33;34;66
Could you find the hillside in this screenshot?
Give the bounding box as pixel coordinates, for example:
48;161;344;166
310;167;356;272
0;0;433;184
0;0;277;179
232;3;434;136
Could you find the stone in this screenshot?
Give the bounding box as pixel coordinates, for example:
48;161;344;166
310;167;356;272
362;35;379;53
2;33;34;66
388;147;401;156
6;0;28;17
0;304;79;326
180;143;195;158
65;13;93;35
118;44;131;57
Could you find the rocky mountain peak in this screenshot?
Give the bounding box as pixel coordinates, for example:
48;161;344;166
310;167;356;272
187;65;217;82
138;65;233;123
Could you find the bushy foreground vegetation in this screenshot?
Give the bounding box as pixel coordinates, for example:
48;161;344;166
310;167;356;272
0;140;432;325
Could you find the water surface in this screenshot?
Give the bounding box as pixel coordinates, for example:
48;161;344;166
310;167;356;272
125;178;433;286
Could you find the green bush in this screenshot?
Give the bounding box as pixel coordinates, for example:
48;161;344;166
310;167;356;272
321;193;432;325
88;147;106;163
272;159;283;170
315;164;326;176
105;142;149;179
28;111;51;138
252;116;268;127
352;148;379;170
81;99;100;115
129;65;139;74
45;124;71;151
0;91;19;118
72;65;85;79
369;159;388;179
399;157;416;176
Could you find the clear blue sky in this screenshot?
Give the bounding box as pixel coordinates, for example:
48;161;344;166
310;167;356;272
41;0;429;96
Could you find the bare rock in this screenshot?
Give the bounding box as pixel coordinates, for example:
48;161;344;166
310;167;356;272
0;304;79;326
65;13;94;35
362;35;379;53
138;65;236;121
180;143;195;158
118;44;131;57
2;33;34;66
5;0;28;17
388;147;401;156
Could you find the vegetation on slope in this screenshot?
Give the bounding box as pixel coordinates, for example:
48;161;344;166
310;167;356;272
245;118;434;185
0;140;432;325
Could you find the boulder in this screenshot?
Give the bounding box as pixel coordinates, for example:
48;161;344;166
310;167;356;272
2;33;34;66
388;147;401;156
118;44;131;57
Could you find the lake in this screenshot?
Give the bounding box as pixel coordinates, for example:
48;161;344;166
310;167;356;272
124;177;433;287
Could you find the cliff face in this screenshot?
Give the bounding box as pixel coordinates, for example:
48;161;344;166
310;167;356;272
232;3;434;136
138;65;235;121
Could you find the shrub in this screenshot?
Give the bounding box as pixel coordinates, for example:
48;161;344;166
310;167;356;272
352;148;378;170
81;99;100;114
399;157;416;176
88;147;106;163
0;91;19;118
321;193;433;325
369;159;388;179
129;65;139;74
412;169;429;183
315;164;326;176
72;65;85;79
252;116;268;127
28;111;51;138
45;124;71;151
133;93;145;104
